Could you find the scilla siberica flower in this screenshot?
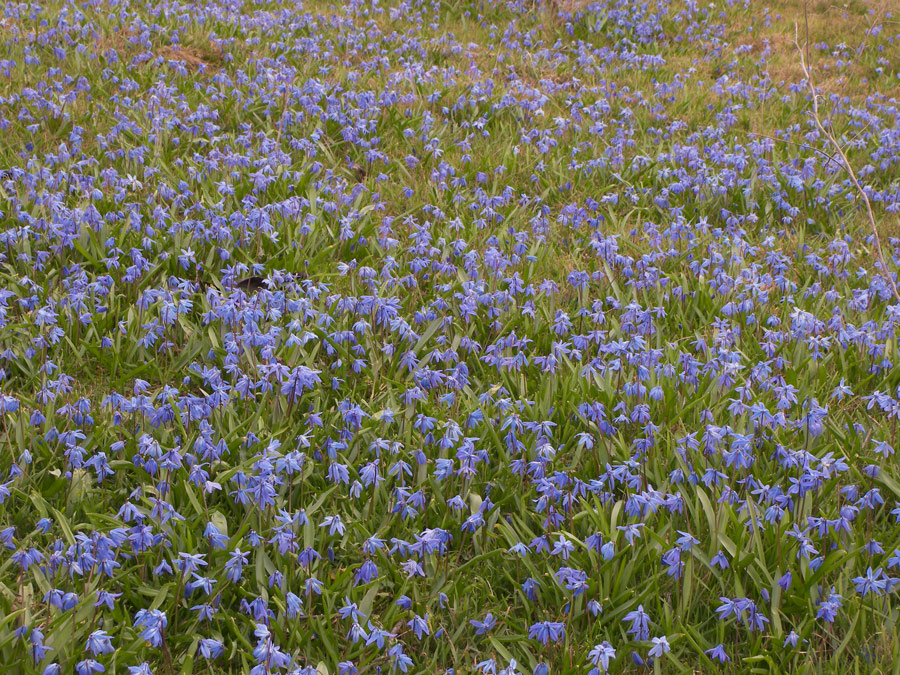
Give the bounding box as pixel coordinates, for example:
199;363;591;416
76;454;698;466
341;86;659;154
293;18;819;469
528;621;565;645
5;1;900;671
648;636;671;659
588;641;616;673
133;610;166;648
623;605;651;640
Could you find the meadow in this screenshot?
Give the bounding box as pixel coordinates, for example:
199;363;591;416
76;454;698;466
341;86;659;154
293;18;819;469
1;0;900;672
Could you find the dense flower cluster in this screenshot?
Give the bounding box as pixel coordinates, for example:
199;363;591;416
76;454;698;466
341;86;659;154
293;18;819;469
2;0;900;672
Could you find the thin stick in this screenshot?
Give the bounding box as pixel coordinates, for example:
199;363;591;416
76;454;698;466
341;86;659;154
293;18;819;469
794;12;900;304
745;131;846;174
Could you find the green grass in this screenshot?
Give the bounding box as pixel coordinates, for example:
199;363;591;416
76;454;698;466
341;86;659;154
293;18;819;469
2;0;900;673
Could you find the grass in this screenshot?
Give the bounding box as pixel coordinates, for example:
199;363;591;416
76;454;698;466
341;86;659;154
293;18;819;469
2;0;900;673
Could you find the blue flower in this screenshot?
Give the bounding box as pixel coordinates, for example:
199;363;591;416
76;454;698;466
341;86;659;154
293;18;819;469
588;641;616;672
470;613;497;635
133;609;166;648
705;644;729;663
198;638;224;659
852;567;896;596
623;604;651;640
528;621;565;645
85;630;114;656
648;636;670;659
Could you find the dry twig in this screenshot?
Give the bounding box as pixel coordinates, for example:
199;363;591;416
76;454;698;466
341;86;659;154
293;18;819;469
793;9;900;304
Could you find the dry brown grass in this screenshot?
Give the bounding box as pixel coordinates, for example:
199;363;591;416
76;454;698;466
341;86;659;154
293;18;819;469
95;27;140;56
92;25;224;72
738;0;893;96
155;44;222;70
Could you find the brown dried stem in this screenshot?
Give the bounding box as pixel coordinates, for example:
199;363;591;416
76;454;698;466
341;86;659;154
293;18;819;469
794;9;900;304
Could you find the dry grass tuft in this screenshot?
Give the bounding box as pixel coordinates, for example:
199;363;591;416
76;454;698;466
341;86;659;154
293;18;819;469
156;43;224;70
